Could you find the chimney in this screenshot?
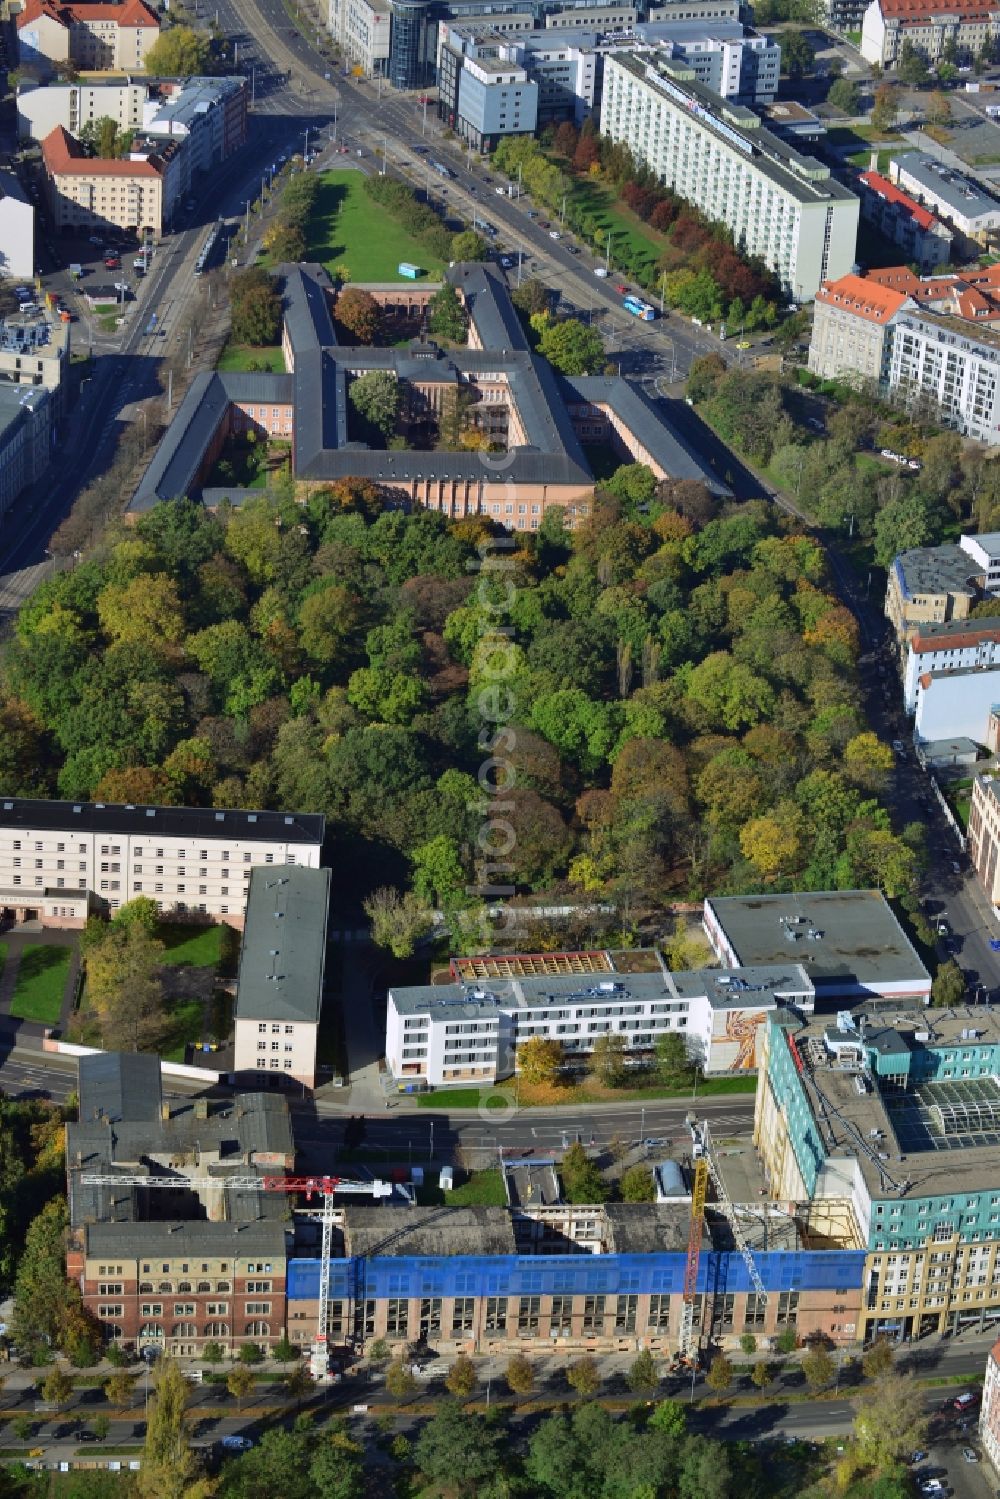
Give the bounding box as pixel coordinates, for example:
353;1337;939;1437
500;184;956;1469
160;1101;171;1121
194;1098;208;1120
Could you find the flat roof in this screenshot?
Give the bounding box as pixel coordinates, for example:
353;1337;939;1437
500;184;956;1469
0;794;324;844
891;544;978;603
893;152;1000;221
343;1204;517;1257
235;865;330;1024
604;1201;693;1252
668;962;814;1009
772;1005;1000;1199
393;960;815;1017
967;530;1000;558
607;51;856;205
706;890;930;990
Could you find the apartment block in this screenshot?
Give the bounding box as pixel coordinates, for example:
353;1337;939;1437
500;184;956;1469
16;0;159;74
862;0;1000;70
41;123;166;237
890;153;1000;253
808;272;907;384
913;663;1000;747
754;1004;1000;1342
0;170;34;280
599;53;859;300
0;796;324;927
0;385;55;521
968;773;1000;907
66;1053;294;1357
232;865;331;1090
858;170;953;273
885;543;980;647
903;616;1000;711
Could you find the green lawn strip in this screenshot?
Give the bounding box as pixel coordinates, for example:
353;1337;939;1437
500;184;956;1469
9;945;72;1025
306;170;446;282
565;177;663;276
216;343;285;372
416;1075;756;1108
415;1169;506;1207
158;923;224;967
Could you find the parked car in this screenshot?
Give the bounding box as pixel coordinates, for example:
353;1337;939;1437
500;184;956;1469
549;229;561;239
963;1447;980;1462
78;1431;101;1443
954;1392;978;1411
593;266;608;277
221;1435;254;1451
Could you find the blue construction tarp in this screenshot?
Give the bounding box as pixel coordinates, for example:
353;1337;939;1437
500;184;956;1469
286;1249;866;1301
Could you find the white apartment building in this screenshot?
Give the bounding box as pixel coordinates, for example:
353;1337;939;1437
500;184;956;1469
861;0;1000;70
600;53;859;300
913;663;1000;746
0;170;34;281
232;865;330;1089
329;0;391;77
385;960;817;1088
888;311;1000;445
903;614;1000;711
0;798;325;928
890;154;1000;252
17;81;147;142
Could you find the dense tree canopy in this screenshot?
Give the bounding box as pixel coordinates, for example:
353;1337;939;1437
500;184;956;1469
0;482;918;921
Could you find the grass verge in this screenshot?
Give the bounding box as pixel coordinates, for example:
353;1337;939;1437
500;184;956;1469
416;1074;757;1108
10;945;71;1025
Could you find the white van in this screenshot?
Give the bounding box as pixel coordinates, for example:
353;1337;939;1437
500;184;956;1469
439;1166;454;1191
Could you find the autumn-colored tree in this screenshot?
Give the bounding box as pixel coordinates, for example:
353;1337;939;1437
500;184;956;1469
385;1359;418;1399
566;1355;600;1397
517;1035;565;1086
751;1360;772;1390
706;1354;734;1394
444;1353;477;1399
802;1345;835;1390
506;1353;534;1395
335;286;382;344
104;1371;137;1409
41;1367;74;1407
739;812;803;876
226;1364;255;1410
861;1336;894;1379
853;1372;928;1467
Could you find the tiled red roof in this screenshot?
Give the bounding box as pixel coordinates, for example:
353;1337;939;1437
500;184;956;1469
860;170;940;231
17;0;158;28
815;272;909;323
41;124;161;177
880;0;995;17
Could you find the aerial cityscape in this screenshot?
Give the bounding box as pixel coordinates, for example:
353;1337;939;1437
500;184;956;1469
9;0;1000;1493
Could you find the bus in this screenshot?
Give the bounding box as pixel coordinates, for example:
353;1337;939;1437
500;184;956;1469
397;262;423;279
623;294;656;321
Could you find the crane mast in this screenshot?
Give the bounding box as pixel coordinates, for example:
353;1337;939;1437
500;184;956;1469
80;1172;391;1380
678;1116;768;1364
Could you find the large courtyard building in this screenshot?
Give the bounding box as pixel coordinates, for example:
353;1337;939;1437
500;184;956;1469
16;0;159;74
0;796;324;927
754;1003;1000;1341
131;261;727;521
599;54;859;301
